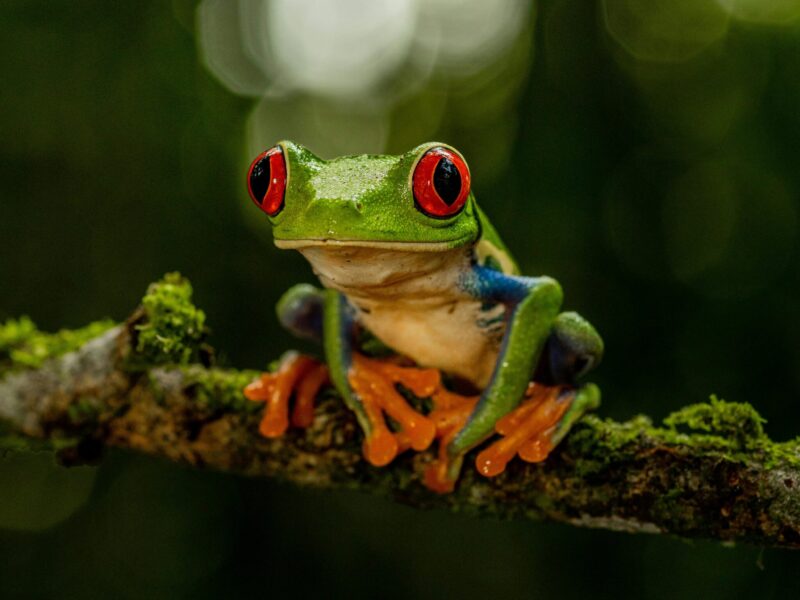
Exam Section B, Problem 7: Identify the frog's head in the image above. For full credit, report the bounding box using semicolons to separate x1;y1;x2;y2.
246;141;480;251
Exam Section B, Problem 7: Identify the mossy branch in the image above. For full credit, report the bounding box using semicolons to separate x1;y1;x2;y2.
1;274;799;549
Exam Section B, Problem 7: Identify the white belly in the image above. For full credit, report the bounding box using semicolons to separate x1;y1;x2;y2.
298;244;504;388
357;298;501;387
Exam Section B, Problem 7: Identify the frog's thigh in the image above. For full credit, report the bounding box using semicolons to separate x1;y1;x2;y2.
451;271;563;454
276;284;325;343
535;311;604;386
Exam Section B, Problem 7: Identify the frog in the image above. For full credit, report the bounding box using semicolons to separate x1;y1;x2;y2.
243;141;603;493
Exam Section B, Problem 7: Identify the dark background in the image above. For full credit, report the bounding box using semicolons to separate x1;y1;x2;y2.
2;0;800;597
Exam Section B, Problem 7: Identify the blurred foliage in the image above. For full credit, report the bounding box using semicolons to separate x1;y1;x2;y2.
2;0;800;597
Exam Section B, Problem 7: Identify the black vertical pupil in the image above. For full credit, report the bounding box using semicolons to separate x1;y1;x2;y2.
433;157;462;205
250;155;271;202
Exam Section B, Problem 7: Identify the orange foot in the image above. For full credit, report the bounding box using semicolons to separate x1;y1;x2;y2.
423;387;479;494
422;383;574;493
244;352;330;437
475;384;572;478
347;353;440;467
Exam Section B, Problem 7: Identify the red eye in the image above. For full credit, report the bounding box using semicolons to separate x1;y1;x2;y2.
412;147;471;218
247;146;287;217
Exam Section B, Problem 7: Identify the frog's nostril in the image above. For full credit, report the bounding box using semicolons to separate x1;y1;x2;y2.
308;198;364;216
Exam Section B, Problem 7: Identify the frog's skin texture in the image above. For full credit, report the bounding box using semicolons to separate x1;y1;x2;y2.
244;141;603;493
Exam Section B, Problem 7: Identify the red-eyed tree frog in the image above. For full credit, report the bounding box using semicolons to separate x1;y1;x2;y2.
243;141;603;493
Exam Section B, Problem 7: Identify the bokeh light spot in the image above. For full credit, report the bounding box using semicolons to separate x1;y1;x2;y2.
623;38;768;148
246;96;389;161
270;0;417;99
93;460;237;590
415;0;532;76
603;0;730;63
197;0;271;96
666;162;797;298
0;453;96;531
198;0;534;164
716;0;800;24
602;149;675;281
662;162;738;280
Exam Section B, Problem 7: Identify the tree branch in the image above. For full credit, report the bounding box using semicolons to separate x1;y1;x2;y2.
1;275;798;549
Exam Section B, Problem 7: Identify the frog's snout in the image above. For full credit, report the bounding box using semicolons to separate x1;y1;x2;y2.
306;198;364;221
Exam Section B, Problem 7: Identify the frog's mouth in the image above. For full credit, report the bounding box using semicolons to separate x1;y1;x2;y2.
274;238;465;252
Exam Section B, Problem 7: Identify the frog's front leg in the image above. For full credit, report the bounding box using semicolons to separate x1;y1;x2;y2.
246;285;438;462
244;285;331;435
425;267;599;493
323;290;439;466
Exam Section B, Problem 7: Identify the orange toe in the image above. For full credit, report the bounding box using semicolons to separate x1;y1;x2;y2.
348;353;440;465
517;425;557;463
423;459;457;494
475;385;572;478
244;353;329;438
291;363;330;428
422;387;478;494
363;428;399;467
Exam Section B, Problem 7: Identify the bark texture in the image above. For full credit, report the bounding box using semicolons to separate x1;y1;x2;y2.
1;276;798;549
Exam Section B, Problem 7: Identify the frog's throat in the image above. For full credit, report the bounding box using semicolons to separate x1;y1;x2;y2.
274;238;470;252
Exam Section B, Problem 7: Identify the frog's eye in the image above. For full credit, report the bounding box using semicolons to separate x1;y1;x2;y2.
412;147;471;218
247;146;287;217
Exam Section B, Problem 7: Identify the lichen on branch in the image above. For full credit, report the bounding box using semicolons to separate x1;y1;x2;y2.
0;273;799;549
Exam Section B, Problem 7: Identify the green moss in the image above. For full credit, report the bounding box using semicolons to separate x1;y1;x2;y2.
567;396;800;475
181;366;262;414
1;273;208;374
567;415;665;476
5;272;798;483
0;316;115;373
758;438;800;469
132;272;208;367
663;395;766;446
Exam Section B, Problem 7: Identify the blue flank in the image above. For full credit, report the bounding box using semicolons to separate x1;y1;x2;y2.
458;265;542;304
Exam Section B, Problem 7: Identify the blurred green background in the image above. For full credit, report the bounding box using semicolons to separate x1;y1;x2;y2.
2;0;800;597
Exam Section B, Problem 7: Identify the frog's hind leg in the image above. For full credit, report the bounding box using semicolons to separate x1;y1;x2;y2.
276;283;325;343
474;310;603;477
424;269;565;492
424;268;604;492
535;311;604;386
475;382;600;476
244;285;330;436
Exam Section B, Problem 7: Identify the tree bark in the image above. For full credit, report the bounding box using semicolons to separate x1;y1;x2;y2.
1;278;798;550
